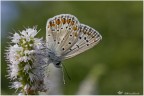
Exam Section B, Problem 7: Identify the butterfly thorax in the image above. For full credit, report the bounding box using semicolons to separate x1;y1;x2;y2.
48;51;62;68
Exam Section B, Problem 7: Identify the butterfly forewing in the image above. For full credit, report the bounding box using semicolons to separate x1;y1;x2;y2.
46;14;80;56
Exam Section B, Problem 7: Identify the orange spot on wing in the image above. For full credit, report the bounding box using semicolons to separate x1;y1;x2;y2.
62;18;66;24
67;19;71;24
87;31;91;35
71;21;75;25
49;21;52;27
73;26;77;31
49;21;55;27
52;23;55;26
56;19;60;25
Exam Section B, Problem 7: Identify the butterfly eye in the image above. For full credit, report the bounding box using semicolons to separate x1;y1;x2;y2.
56;61;61;66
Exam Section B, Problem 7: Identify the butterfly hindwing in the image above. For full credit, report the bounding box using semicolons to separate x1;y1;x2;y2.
63;24;102;59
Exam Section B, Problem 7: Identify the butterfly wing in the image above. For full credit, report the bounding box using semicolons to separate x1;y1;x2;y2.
63;24;102;59
46;14;80;56
46;14;102;60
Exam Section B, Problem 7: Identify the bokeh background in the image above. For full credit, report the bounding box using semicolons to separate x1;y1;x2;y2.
1;1;143;95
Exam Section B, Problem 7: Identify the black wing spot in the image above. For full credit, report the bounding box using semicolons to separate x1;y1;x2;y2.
87;44;89;46
54;40;56;42
69;42;71;44
84;37;86;40
70;34;72;37
48;34;51;36
86;40;89;42
76;45;79;48
79;37;82;39
58;42;60;44
97;34;100;38
62;48;65;50
89;28;92;32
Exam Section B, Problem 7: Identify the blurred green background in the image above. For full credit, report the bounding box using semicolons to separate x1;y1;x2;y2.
1;1;143;95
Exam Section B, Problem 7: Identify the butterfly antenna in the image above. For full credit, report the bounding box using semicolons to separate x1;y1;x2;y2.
62;63;71;81
61;65;66;84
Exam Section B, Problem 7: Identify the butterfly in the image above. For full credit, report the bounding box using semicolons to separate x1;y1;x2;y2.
46;14;102;68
